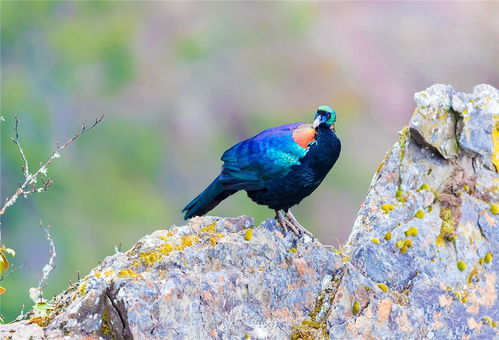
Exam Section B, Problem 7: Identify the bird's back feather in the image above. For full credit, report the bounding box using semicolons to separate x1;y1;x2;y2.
220;123;312;188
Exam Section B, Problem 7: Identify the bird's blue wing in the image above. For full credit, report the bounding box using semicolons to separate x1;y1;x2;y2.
219;123;311;190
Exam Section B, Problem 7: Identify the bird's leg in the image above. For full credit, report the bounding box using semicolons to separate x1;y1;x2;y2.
275;209;299;235
285;210;313;237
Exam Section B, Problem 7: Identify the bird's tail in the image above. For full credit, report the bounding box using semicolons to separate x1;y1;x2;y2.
182;175;236;219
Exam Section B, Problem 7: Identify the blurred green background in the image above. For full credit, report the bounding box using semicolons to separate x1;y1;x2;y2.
1;2;498;321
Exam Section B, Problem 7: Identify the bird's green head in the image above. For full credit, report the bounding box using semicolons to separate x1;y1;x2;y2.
313;105;337;129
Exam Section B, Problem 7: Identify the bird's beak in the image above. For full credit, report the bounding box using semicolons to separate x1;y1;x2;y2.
313;116;321;129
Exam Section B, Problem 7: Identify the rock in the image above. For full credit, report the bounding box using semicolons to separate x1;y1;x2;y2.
410;84;459;159
1;84;498;340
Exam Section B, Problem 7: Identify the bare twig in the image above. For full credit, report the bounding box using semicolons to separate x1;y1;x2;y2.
0;263;25;281
0;114;104;218
29;222;57;303
11;117;30;179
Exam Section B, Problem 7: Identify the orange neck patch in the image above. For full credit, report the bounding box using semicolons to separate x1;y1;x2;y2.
292;124;317;149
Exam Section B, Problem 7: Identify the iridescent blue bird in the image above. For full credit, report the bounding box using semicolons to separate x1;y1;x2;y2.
182;106;341;236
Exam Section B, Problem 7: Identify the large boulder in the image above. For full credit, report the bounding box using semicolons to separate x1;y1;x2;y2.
1;84;498;340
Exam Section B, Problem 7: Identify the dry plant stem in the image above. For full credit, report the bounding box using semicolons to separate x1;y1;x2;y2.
12;117;30;179
0;263;24;281
31;222;56;302
0;114;105;222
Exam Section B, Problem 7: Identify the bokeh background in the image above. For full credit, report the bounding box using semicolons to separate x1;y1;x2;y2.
1;2;498;321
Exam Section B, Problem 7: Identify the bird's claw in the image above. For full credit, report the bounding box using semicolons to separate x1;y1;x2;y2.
275;210;313;237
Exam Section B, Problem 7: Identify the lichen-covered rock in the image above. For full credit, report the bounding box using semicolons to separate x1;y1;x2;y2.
410;84;460;159
1;217;342;340
344;84;498;339
1;84;498;340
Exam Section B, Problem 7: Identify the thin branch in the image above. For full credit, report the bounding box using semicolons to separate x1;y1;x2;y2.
29;222;57;303
11;116;30;179
0;114;104;217
0;262;25;281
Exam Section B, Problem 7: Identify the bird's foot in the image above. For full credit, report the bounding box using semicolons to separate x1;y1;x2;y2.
285;210;313;237
275;210;313;237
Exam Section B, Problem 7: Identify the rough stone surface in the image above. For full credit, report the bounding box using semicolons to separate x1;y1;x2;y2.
1;84;498;340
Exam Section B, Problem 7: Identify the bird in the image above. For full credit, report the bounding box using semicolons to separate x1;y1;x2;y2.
182;105;341;236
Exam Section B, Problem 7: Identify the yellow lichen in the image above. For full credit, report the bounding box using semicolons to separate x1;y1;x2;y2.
209;232;224;246
484;252;493;264
302;320;323;329
94;271;101;278
181;235;199;248
377;283;389;292
139;250;162;265
396;187;406;202
398;126;410;159
160;243;174;255
201;221;217;233
103;269;115;277
78;283;88;295
352;300;360;315
371;238;380;245
288;248;297;253
467;266;479;284
457;261;467;271
418;184;431;191
437;208;457;245
101;308;112;335
244;228;253;241
118;269;140;278
492;115;499;172
384;232;392;241
441;208;452;220
396;239;412;253
463;185;469;192
404;227;419;237
490;203;499;215
414;209;425;218
381;204;395;214
28;316;50;327
376;160;385;174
